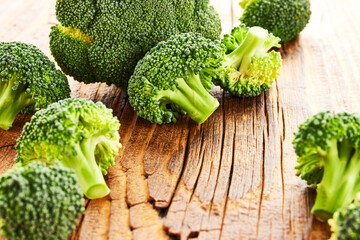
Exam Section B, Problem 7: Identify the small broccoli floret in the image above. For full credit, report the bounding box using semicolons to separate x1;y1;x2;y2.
293;111;360;221
0;42;70;130
128;33;222;124
239;0;311;43
0;161;84;240
16;98;121;199
50;0;221;90
214;25;282;97
328;193;360;240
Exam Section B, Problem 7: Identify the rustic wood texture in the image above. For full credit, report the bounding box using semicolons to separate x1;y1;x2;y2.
0;0;359;239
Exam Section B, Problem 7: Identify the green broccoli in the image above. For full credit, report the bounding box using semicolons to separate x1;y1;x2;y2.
239;0;311;43
128;33;222;124
49;0;221;90
215;25;282;97
0;41;70;130
293;111;360;221
0;161;84;240
328;193;360;240
16;98;121;199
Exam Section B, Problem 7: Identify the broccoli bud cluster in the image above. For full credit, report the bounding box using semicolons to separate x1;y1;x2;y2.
49;0;222;90
240;0;311;43
0;162;84;240
0;42;70;130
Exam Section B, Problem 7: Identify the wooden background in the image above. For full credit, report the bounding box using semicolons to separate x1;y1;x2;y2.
1;0;359;239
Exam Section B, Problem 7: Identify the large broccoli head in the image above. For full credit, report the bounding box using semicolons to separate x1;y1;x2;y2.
128;33;223;124
49;0;222;90
16;98;121;199
0;42;70;130
293;111;360;220
328;193;360;240
0;161;84;240
239;0;311;43
215;25;282;97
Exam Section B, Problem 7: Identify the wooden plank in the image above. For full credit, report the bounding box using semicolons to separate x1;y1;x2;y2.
1;0;360;239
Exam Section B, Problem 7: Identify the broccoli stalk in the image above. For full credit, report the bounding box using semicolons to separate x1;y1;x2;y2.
158;74;219;124
293;111;360;220
222;26;267;75
215;25;282;97
60;137;112;198
311;140;360;220
239;0;253;8
16;98;121;199
0;78;35;130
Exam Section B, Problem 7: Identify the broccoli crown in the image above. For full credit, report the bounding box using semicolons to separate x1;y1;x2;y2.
329;194;360;240
16;98;121;199
239;0;311;43
293;111;360;220
214;25;282;97
0;161;84;240
0;41;70;130
128;33;223;124
50;0;222;90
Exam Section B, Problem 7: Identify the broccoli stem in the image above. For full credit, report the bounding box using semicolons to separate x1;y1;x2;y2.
160;74;219;124
0;78;35;130
62;135;110;199
223;27;268;73
239;0;256;9
312;139;360;220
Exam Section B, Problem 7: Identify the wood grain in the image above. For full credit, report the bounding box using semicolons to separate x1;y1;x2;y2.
1;0;360;239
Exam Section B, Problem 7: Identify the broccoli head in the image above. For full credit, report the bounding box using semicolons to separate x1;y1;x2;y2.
214;25;282;97
49;0;222;90
0;161;84;240
16;98;121;199
293;111;360;220
0;41;70;130
128;33;223;124
239;0;311;43
328;193;360;240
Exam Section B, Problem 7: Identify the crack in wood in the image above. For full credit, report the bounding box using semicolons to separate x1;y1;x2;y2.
161;122;191;210
188;126;206;200
70;199;92;239
0;144;15;149
218;113;236;240
180;127;206;238
280;136;285;218
256;130;266;238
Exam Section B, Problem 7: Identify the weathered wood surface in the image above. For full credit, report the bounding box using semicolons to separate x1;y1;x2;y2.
0;0;359;239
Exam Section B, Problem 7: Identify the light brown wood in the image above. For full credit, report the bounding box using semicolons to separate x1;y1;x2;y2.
1;0;359;239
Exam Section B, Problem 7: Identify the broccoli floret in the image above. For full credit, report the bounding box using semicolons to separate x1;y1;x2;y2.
239;0;311;43
0;161;84;240
128;33;222;124
293;111;360;221
328;193;360;240
214;25;282;97
128;27;282;124
49;0;222;90
0;42;70;130
15;98;121;199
